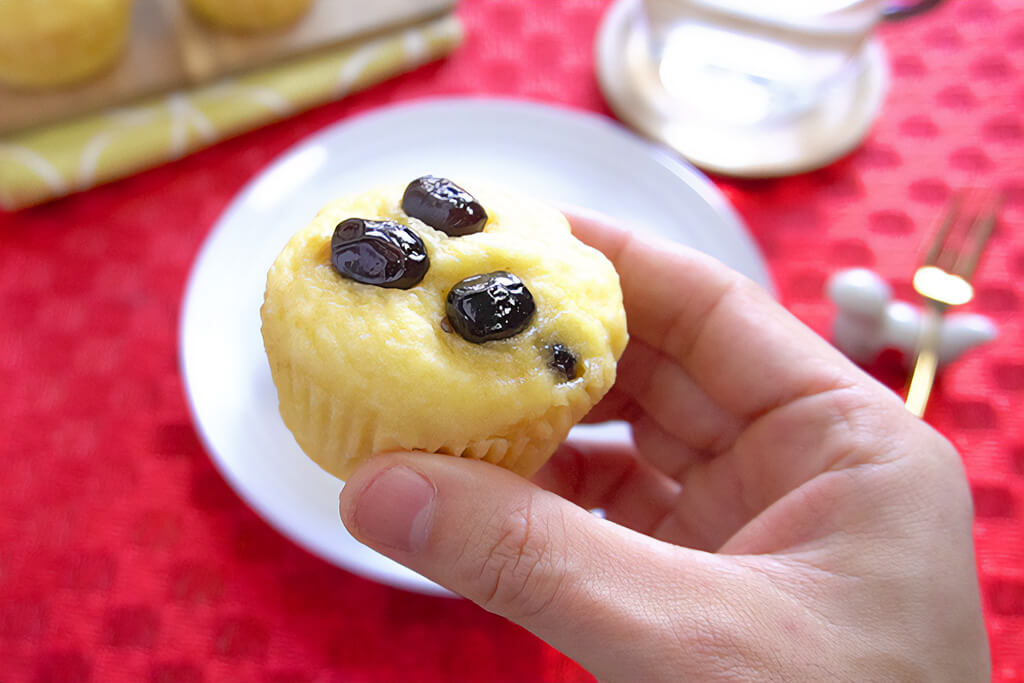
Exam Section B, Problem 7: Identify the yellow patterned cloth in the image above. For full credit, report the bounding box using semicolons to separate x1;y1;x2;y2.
0;14;462;211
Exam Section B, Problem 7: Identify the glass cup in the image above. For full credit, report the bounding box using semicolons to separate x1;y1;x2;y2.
643;0;944;126
596;0;944;175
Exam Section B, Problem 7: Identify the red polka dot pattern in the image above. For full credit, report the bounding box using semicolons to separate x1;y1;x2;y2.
0;1;1022;681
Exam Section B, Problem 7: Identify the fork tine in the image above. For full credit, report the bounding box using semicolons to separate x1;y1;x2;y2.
924;192;963;268
906;188;998;418
953;192;1002;282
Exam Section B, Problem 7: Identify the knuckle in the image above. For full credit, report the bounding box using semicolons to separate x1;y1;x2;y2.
472;494;564;621
919;430;976;520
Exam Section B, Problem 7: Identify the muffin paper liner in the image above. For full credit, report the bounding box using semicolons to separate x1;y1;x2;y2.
269;353;597;481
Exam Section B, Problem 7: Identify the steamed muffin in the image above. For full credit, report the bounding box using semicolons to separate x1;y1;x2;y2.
260;177;628;480
186;0;313;32
0;0;132;89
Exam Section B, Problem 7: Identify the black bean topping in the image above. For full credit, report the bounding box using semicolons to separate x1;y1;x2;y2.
445;271;535;343
546;343;579;382
330;218;429;289
402;176;488;236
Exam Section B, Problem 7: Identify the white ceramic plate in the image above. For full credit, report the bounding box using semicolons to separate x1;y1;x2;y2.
180;98;773;597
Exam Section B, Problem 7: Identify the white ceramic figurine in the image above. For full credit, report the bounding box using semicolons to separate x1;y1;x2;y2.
827;268;997;366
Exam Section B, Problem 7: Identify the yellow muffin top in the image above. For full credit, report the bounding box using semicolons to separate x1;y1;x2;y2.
261;180;627;452
0;0;131;88
187;0;313;32
0;0;128;36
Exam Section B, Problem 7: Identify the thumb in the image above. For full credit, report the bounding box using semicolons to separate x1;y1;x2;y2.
338;452;746;681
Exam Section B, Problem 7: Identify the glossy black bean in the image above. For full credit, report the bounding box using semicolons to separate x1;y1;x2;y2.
445;271;535;343
546;343;579;382
330;218;429;289
402;176;488;236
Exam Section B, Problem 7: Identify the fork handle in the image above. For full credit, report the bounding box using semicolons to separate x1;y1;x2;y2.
883;0;945;21
905;305;945;417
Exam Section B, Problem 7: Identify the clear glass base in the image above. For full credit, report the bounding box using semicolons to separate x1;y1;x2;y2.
596;0;890;177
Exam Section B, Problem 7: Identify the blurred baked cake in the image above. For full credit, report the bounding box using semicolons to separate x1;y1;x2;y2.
186;0;314;32
0;0;132;89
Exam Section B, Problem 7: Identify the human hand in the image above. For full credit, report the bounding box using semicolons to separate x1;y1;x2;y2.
338;211;990;682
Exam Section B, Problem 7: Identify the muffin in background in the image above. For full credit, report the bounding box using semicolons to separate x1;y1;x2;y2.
187;0;314;32
0;0;132;89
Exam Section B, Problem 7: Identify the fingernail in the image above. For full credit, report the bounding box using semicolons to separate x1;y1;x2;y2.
352;465;435;553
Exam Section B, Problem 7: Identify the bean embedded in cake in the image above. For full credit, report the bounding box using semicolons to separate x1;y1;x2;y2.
330;218;430;289
402;176;489;236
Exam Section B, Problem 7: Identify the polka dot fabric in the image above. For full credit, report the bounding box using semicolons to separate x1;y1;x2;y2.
0;0;1021;681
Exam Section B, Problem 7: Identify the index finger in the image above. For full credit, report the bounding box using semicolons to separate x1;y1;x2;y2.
565;209;882;419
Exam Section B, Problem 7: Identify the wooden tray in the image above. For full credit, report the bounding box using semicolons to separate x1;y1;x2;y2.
0;0;456;135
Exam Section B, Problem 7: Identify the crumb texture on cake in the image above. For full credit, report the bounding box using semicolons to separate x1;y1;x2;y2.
261;180;627;478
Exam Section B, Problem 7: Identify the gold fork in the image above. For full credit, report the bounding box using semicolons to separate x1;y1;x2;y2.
905;191;1001;417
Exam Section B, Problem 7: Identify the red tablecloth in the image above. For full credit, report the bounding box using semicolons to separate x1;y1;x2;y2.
2;1;1022;681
